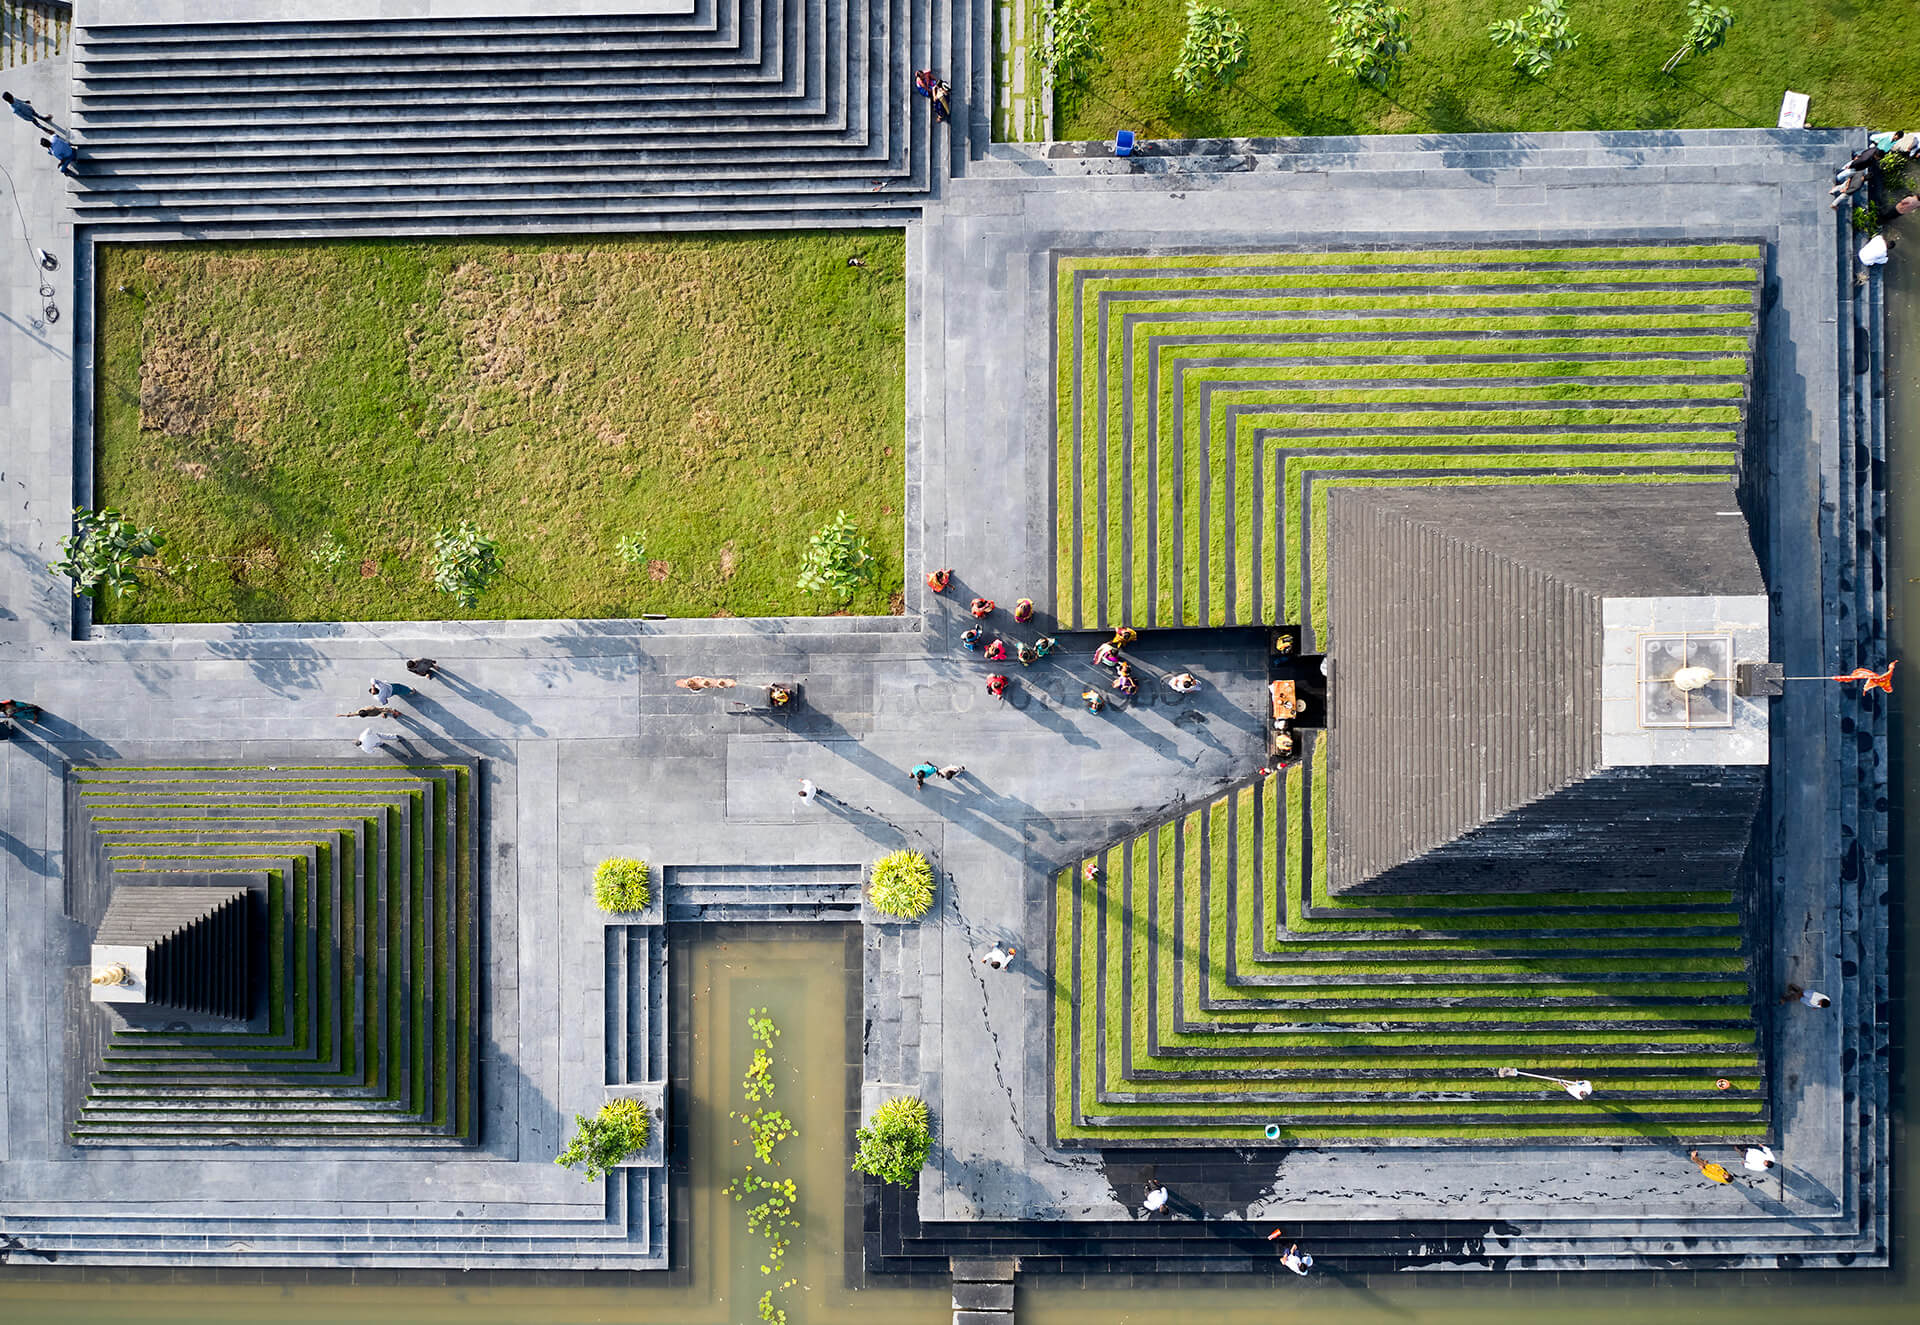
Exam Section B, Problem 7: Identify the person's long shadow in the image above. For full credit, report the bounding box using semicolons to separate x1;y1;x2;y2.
813;788;911;851
800;708;1033;858
407;669;543;737
0;828;53;874
6;714;120;768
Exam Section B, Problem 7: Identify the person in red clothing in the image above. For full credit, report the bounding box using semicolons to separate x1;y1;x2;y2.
986;674;1010;699
984;638;1008;661
926;568;952;593
969;597;995;618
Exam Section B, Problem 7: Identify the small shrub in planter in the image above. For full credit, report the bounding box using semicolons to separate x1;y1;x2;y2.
867;850;935;920
555;1097;651;1182
593;857;652;913
852;1095;932;1188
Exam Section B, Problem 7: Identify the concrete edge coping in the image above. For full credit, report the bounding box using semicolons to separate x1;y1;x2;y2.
83;612;923;645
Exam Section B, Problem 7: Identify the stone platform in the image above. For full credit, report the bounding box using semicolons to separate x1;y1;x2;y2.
0;12;1891;1278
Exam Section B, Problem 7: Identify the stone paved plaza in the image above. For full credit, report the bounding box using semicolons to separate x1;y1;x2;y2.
0;0;1893;1287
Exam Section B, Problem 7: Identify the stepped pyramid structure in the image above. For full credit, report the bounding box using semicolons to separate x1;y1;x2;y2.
1048;239;1779;1145
91;882;253;1021
69;763;480;1147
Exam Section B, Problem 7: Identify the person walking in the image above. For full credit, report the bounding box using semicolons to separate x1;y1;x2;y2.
1082;689;1105;713
1689;1150;1734;1184
913;68;939;98
961;627;984;651
1110;626;1139;649
0;699;42;722
1278;1243;1313;1276
937;764;965;780
925;568;952;594
39;135;76;176
797;779;817;805
405;658;439;679
1013;598;1034;623
339;705;403;719
931;80;952;125
1166;671;1201;693
1034;635;1057;658
1743;1144;1777;1172
1143;1181;1170;1214
969;597;995;618
1112;662;1138;696
1093;641;1121;669
369;678;411;705
986;674;1009;699
4;91;54;130
1781;983;1832;1009
981;944;1016;970
355;728;400;755
909;761;938;789
984;638;1008;662
1016;642;1038;667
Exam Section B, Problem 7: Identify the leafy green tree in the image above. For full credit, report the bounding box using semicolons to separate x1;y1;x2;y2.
47;507;165;599
1172;2;1249;100
1037;0;1102;88
795;509;876;603
554;1097;651;1182
1663;0;1733;73
429;521;502;609
1326;0;1411;90
852;1096;932;1188
1488;0;1580;77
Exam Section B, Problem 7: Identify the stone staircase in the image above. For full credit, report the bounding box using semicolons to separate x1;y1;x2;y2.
67;0;994;236
664;861;864;921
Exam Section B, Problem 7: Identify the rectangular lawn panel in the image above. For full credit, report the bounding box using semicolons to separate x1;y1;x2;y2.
94;232;908;623
1052;1;1910;142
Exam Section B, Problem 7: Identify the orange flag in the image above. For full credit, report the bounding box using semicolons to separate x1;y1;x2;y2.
1832;661;1897;693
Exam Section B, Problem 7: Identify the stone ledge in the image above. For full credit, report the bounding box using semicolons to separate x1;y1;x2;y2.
603;1082;667;1170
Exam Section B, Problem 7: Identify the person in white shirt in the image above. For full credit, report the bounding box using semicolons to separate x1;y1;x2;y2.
1744;1145;1776;1172
356;728;398;755
1279;1244;1313;1276
1143;1181;1170;1213
797;779;817;804
1564;1079;1593;1100
981;945;1016;971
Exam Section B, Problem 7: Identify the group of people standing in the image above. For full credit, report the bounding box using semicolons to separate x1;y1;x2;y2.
1829;132;1920;267
927;568;1201;708
345;658;439;753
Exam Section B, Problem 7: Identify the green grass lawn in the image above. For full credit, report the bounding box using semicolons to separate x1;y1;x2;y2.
93;231;907;623
1056;0;1904;140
